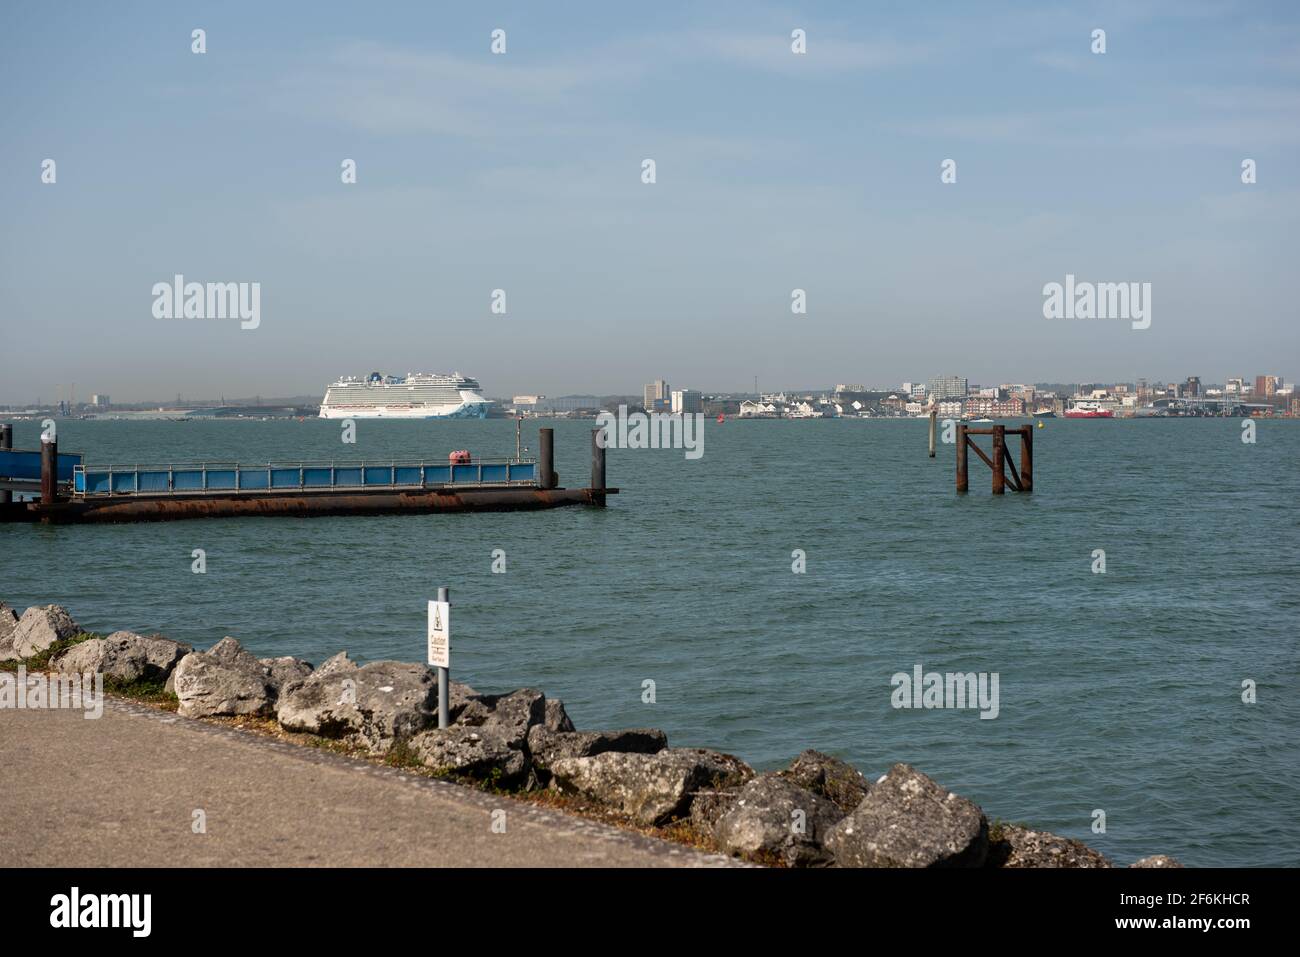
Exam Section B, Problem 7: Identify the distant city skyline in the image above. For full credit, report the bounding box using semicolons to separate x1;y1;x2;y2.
3;2;1298;404
5;368;1292;409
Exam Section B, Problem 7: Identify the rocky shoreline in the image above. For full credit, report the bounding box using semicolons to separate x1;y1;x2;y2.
1;602;1183;868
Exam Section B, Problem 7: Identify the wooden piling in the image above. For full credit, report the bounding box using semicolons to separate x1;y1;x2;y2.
40;436;58;505
1020;424;1033;493
991;426;1006;495
538;428;556;490
0;424;11;504
928;409;937;458
956;423;968;493
590;428;606;507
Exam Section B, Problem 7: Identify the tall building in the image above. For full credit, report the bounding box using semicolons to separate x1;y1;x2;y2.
1254;375;1278;398
1184;376;1201;397
644;379;670;410
929;376;968;401
671;389;703;414
91;394;110;409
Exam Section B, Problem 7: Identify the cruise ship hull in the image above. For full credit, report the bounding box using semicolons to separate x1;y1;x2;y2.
318;402;488;420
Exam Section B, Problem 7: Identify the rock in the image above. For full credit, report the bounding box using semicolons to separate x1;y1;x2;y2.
259;656;314;696
314;650;356;678
715;773;844;867
528;726;667;773
690;788;740;834
1131;855;1183;868
0;603;21;662
50;631;192;683
456;688;546;748
0;602;18;640
276;659;437;753
410;726;528;787
7;605;79;660
779;749;871;813
550;747;754;826
446;681;479;721
986;824;1112;868
173;637;277;718
544;698;576;732
824;763;988;868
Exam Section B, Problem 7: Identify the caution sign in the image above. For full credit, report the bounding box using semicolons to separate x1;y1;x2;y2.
427;599;450;669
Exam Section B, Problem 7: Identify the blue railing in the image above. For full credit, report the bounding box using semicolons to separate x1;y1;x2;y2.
72;458;537;497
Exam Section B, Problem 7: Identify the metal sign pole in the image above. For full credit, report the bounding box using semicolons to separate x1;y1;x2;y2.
437;586;450;729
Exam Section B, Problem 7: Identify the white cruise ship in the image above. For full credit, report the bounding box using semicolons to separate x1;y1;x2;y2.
319;372;491;419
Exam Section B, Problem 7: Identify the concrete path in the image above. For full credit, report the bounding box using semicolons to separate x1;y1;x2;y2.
0;695;737;867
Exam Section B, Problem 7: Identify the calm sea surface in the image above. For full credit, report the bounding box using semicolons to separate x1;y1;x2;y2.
2;416;1297;866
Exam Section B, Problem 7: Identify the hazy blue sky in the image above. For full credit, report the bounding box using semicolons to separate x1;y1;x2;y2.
2;1;1297;402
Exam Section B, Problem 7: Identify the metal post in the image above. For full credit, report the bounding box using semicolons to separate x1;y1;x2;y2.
956;424;968;493
1020;425;1033;493
538;428;556;489
992;425;1006;495
0;424;11;504
928;409;937;458
515;416;521;460
591;428;606;507
437;585;450;730
41;435;58;505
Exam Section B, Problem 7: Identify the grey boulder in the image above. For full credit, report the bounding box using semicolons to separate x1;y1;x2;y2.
550;747;754;825
0;602;18;640
0;603;21;661
715;773;844;867
780;749;871;813
6;605;79;660
50;631;191;683
410;726;528;787
544;697;576;732
455;688;546;748
259;656;314;696
276;657;438;753
824;763;988;868
172;637;277;718
1131;855;1183;868
528;726;667;774
689;788;741;834
987;824;1112;868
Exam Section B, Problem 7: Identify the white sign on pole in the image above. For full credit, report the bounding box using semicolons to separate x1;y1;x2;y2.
427;599;450;668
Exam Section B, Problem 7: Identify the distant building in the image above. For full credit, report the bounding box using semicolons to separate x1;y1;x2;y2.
910;383;928;400
929;376;968;401
964;396;1024;417
937;400;963;418
835;383;866;394
91;394;110;409
1225;378;1245;395
543;395;601;413
1254;375;1278;398
671;389;703;414
644;379;671;409
1184;376;1201;397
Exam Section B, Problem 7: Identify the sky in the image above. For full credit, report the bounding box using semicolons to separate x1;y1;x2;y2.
1;0;1298;403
